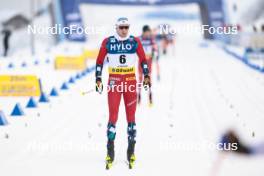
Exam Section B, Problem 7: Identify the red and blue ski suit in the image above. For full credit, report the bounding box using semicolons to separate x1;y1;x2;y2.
96;35;149;125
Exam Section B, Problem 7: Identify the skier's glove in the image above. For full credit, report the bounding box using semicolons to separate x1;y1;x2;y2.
143;75;151;90
95;64;103;94
95;77;103;94
141;62;149;76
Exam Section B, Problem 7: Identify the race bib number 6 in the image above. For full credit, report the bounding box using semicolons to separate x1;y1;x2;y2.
119;55;126;64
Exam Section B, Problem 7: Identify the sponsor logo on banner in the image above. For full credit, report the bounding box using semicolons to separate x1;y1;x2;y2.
83;49;99;59
0;75;41;96
55;55;86;70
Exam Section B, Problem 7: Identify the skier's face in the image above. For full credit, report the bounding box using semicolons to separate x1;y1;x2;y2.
143;30;151;38
117;25;129;38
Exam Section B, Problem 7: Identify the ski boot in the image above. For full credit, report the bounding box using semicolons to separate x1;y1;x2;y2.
163;49;167;55
106;140;114;170
106;123;116;170
127;140;136;169
127;123;136;169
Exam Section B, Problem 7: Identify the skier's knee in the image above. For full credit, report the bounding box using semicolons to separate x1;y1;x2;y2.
127;122;136;142
107;123;116;141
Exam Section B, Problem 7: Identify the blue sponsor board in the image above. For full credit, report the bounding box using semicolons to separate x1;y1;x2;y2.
56;0;226;41
59;0;86;41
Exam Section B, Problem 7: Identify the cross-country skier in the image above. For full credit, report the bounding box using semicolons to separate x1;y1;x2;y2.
2;28;12;57
155;24;175;55
137;25;158;106
95;17;150;169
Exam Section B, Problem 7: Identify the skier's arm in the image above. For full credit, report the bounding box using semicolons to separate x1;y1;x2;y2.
151;38;159;60
135;37;151;88
135;37;149;76
95;38;108;93
96;38;108;78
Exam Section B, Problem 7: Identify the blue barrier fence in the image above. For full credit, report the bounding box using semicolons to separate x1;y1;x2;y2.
222;46;264;73
0;60;96;125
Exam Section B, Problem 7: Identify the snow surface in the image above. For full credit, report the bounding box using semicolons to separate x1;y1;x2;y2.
0;4;264;176
1;38;264;176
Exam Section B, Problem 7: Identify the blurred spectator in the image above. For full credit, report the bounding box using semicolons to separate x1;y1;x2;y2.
220;130;264;155
2;28;12;57
261;24;264;32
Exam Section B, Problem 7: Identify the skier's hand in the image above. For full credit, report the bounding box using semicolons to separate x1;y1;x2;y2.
95;77;103;94
143;75;151;90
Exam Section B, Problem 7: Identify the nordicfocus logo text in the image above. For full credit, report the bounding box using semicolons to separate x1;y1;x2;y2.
27;24;105;35
102;82;147;93
159;24;238;35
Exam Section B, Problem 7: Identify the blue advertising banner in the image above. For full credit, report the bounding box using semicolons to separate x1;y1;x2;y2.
60;0;86;41
56;0;226;41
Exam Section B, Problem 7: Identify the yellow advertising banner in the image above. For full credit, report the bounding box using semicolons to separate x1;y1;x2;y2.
0;75;41;96
83;49;99;59
55;55;87;70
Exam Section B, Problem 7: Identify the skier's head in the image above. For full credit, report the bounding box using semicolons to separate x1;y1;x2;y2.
115;17;130;38
142;25;151;38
